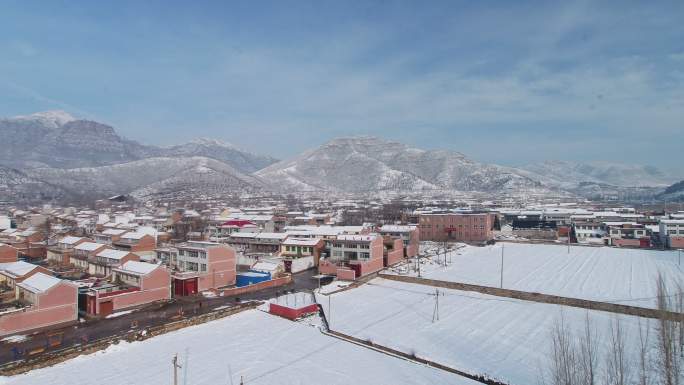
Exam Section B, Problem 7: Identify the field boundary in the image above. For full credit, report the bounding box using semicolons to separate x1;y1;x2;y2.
378;273;682;320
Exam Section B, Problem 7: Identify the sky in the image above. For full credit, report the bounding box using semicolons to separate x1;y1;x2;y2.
0;1;682;171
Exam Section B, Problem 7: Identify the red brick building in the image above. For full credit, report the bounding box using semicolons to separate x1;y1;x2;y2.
418;213;495;243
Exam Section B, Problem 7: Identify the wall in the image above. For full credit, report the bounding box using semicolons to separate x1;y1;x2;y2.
198;245;236;291
290;255;315;273
0;245;18;263
269;302;318;320
217;275;292;296
110;267;170;312
130;235;157;252
318;260;339;275
337;268;356;281
385;239;404;267
0;283;77;336
669;236;684;249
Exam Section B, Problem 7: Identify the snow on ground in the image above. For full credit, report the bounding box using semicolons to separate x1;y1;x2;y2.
104;309;134;319
317;280;353;294
393;242;684;308
0;309;474;385
0;335;28;344
319;278;652;385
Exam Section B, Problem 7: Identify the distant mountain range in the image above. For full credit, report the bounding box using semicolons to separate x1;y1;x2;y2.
255;136;543;193
0;111;276;172
0;111;679;203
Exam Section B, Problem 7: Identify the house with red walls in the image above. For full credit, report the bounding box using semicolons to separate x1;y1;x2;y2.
0;273;78;336
318;234;384;279
171;241;236;296
378;225;420;263
85;261;170;317
0;261;53;289
46;236;89;265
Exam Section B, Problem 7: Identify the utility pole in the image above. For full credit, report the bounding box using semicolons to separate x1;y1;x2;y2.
432;289;440;323
500;243;504;289
172;354;182;385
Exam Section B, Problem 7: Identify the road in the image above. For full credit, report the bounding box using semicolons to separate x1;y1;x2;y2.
0;269;323;366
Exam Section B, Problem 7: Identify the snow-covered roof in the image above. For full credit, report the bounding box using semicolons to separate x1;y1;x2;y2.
0;261;40;277
252;261;280;272
96;249;131;260
102;229;128;236
379;225;416;233
255;232;288;240
282;238;322;246
661;219;684;225
115;261;160;276
120;232;147;240
336;234;378;242
59;236;83;245
75;242;107;251
16;272;62;293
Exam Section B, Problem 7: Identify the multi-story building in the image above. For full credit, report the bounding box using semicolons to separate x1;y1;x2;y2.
418;213;494;243
171;241;236;295
606;223;650;247
319;234;384;279
85;261;170;316
573;221;607;244
660;219;684;248
280;238;325;273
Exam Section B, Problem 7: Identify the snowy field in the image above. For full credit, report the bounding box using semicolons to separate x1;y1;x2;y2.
0;309;473;385
392;242;684;308
319;278;653;385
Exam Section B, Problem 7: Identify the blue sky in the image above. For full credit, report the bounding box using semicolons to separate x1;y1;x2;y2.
1;1;682;170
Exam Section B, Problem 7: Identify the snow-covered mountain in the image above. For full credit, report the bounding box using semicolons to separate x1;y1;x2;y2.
519;160;675;188
658;180;684;201
24;157;266;202
255;136;543;193
0;111;277;173
163;138;277;173
0;166;71;203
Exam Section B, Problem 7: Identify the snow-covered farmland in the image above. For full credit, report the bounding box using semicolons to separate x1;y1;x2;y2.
0;309;473;385
398;242;684;308
319;278;653;385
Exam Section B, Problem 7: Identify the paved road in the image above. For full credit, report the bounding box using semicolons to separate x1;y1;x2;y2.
0;269;323;366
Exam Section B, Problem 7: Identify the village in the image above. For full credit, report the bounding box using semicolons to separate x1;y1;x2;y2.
0;195;682;384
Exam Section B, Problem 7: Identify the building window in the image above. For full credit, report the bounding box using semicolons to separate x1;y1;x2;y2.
200;263;207;272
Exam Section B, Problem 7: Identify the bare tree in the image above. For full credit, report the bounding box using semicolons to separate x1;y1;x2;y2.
579;312;599;385
547;313;580;385
605;317;630;385
655;273;682;385
637;318;652;385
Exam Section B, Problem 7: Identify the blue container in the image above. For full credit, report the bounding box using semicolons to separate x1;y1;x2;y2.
236;270;271;287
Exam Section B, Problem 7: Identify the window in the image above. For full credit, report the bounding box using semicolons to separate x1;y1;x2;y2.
200;263;207;272
359;252;370;259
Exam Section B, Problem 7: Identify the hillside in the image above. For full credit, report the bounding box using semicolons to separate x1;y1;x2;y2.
255;136;543;193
